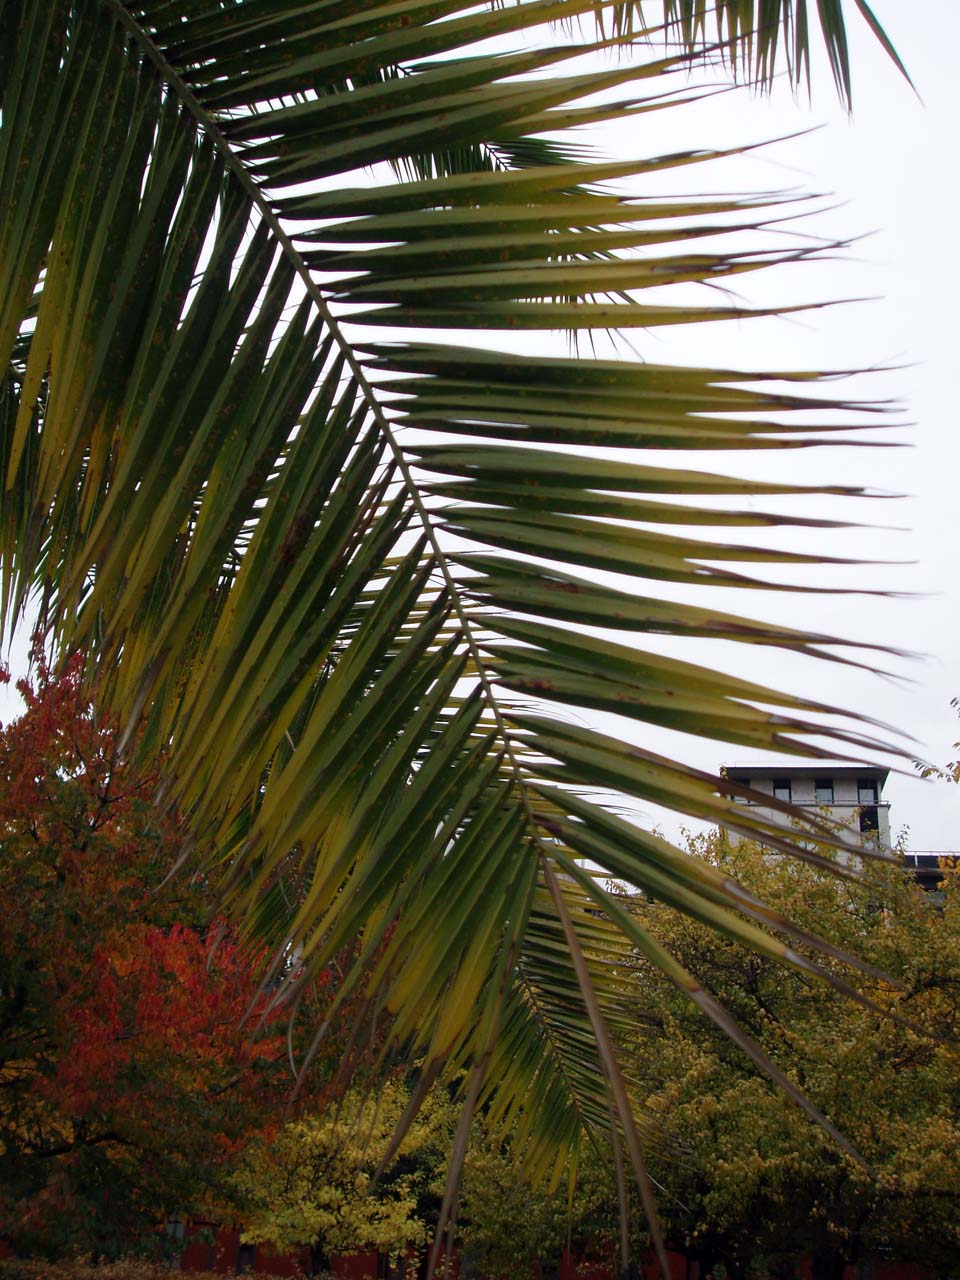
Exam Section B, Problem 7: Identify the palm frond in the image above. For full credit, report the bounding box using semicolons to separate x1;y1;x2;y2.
630;0;911;104
0;0;908;1246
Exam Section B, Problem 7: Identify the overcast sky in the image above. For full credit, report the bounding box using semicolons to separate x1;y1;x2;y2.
2;2;956;854
602;0;960;853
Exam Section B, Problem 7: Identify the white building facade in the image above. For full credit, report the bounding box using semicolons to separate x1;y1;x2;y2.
722;763;891;852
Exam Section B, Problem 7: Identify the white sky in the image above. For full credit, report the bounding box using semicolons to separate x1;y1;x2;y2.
602;0;960;852
2;2;957;853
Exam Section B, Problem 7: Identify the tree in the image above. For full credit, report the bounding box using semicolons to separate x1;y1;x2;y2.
231;1078;457;1272
0;656;291;1257
235;1079;622;1277
457;1121;620;1278
0;0;911;1252
630;832;960;1278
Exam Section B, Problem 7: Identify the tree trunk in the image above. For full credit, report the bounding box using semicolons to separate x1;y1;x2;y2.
309;1243;331;1277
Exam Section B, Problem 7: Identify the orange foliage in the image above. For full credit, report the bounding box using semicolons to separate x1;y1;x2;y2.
0;654;289;1256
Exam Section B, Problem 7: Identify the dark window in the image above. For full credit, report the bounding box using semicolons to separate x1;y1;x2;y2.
859;805;879;835
814;777;834;805
858;778;879;805
237;1244;256;1274
773;777;792;803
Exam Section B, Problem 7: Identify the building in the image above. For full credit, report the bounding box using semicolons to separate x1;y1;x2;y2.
902;851;959;892
721;762;891;852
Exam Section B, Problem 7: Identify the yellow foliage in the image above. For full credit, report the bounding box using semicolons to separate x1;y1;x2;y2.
231;1078;455;1261
628;828;960;1273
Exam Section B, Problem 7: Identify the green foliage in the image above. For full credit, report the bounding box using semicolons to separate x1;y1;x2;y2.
231;1079;457;1265
630;831;960;1277
458;1123;619;1276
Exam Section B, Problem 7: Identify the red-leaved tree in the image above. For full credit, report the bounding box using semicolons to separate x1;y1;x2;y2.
0;654;292;1258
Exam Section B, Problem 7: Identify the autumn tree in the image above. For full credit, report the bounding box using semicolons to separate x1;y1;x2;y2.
230;1078;458;1273
0;657;292;1258
629;832;960;1279
457;1121;620;1278
234;1079;621;1278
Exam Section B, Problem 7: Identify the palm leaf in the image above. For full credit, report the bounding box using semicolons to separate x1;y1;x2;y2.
636;0;911;104
0;0;908;1252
